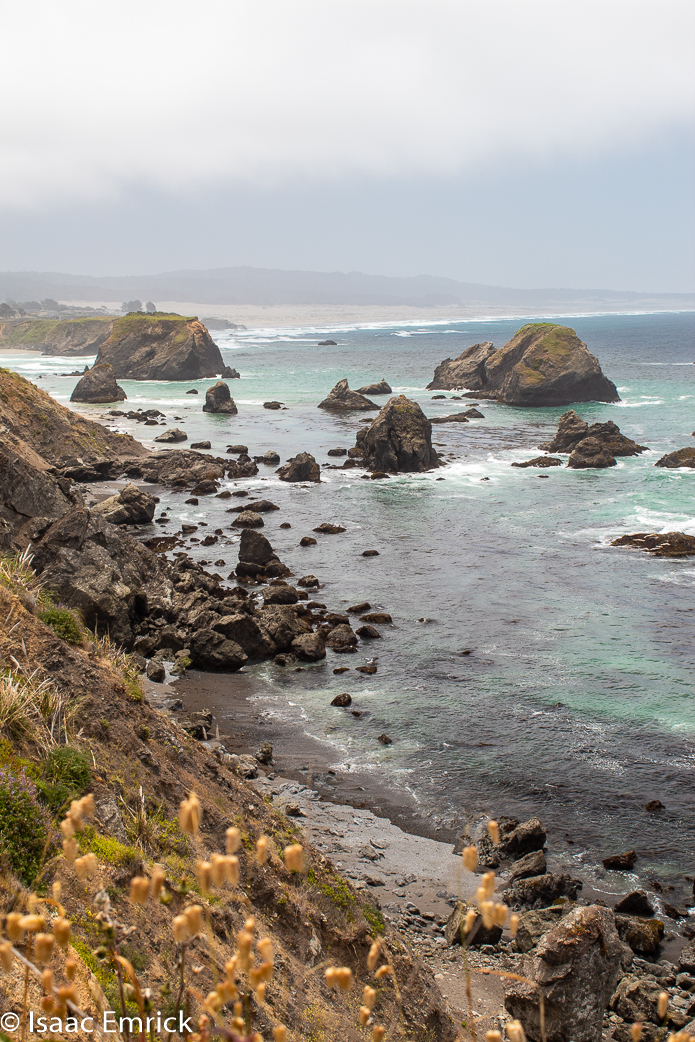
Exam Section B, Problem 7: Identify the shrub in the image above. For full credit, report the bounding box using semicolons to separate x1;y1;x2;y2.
0;766;52;884
38;605;83;645
36;746;91;812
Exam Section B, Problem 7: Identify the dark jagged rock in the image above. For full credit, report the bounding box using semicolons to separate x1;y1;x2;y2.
429;412;469;424
70;363;127;404
235;528;289;579
263;586;299;606
231;510;264;528
429;325;619;406
255;451;280;465
655;447;695;468
355;395;439;473
277;452;321;482
541;410;647;456
154;428;188;443
92;484;156;525
567;436;617;469
318;378;377;411
327;447;347;457
189;629;247;671
445;901;502;948
228;500;279;513
356;624;381;639
325;624;358;650
190;441;211;450
313;523;346;534
355;378;392;395
331;692;352;707
220;366;240;379
505;905;624;1042
0;445;80;549
95;314;225;380
611;531;695;557
504;872;582;910
291;632;326;661
511;906;568;953
603;850;637;870
203;381;237;414
511;456;563;469
263;401;283;410
614;890;655;917
508;849;547;882
317;339;336;346
498;816;546;859
427;342;496;391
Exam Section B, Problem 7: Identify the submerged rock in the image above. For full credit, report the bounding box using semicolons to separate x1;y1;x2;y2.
511;456;563;469
428;325;619;406
355;395;439;473
203;381;237;414
95;313;225;380
355;378;392;395
70;363;127;404
318;378;378;411
505;905;624;1042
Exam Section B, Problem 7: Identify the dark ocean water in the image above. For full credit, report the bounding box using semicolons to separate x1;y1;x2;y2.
10;309;695;894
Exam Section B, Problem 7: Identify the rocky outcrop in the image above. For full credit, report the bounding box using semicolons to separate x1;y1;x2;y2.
504;872;582;910
427;342;496;391
0;316;114;355
541;411;647;457
0;445;81;550
428;325;619;406
355;395;439;473
277;452;321;482
92;484;156;526
356;379;392;395
611;531;695;557
504;905;624;1042
511;456;563;468
95;314;225;380
0;368;146;467
655;447;695;468
235;529;289;579
567;437;618;469
202;381;237;414
220;366;240;379
70;363;127;404
318;379;377;411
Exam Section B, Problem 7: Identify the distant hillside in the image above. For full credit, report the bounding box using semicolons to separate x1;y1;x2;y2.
0;266;692;310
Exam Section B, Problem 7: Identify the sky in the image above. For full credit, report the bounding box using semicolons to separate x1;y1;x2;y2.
1;0;693;291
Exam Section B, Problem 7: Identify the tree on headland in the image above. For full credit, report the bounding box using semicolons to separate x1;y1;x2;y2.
121;300;143;313
0;303;18;319
145;301;156;312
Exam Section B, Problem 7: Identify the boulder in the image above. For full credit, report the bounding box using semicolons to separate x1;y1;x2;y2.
429;412;469;424
444;901;502;948
313;523;346;534
255;451;281;465
611;531;695;557
567;436;617;469
541;411;647;456
94;314;225;380
255;742;273;764
603;850;637;870
679;941;695;974
508;848;547;882
236;528;288;578
504;905;624;1042
318;340;336;346
512;906;567;953
504;872;582;910
511;456;563;469
228;500;279;513
0;445;80;549
614;890;655;917
317;378;378;411
325;624;358;650
356;379;392;395
70;363;127;404
190;441;211;449
291;632;326;661
92;484;156;526
154;429;188;443
263;586;299;605
655;447;695;469
277;452;321;482
331;692;352;707
227;444;248;454
263;401;283;410
231;511;264;528
611;975;676;1026
220;366;240;379
258;606;312;651
203;381;237;414
355;395;439;473
427;342;496;391
614;914;664;954
356;624;381;639
211;613;275;660
189;629;248;671
498;816;546;859
146;659;166;682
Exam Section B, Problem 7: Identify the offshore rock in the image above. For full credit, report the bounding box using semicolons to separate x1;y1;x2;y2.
203;381;237;414
541;411;647;459
92;484;156;526
511;456;563;469
95;313;225;380
235;528;289;579
429;325;619;406
355;378;392;395
429;412;469;424
277;452;321;482
355;395;439;473
504;905;624;1042
655;447;695;468
567;436;617;469
318;378;378;411
70;363;127;404
611;531;695;557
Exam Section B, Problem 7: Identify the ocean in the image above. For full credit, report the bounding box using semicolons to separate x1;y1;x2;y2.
7;308;695;896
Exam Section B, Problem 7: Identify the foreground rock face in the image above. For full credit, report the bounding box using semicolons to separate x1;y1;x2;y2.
92;484;156;525
504;905;624;1042
428;325;619;406
355;395;439;473
318;379;377;410
95;313;225;380
356;378;392;395
0;445;80;549
202;381;237;414
611;531;695;557
70;363;127;404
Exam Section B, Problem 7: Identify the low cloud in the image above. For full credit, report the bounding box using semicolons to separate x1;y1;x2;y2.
2;0;693;208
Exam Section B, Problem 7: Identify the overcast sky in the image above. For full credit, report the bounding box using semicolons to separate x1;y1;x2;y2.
1;0;693;290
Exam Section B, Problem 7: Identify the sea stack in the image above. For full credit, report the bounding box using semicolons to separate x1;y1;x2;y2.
202;381;237;414
94;313;225;380
318;378;378;410
70;363;127;404
427;324;619;406
355;395;439;473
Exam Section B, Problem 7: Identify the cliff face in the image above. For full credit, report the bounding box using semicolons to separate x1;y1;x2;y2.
0;367;146;466
0;317;114;355
94;313;225;380
428;324;619;406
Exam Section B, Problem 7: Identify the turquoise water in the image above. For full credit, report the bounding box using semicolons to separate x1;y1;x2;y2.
8;309;695;888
